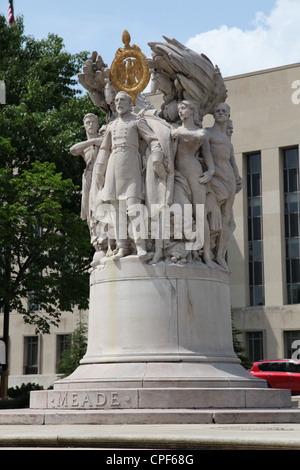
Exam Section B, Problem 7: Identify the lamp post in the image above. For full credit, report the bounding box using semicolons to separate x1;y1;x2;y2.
0;80;9;399
0;303;9;399
0;80;5;105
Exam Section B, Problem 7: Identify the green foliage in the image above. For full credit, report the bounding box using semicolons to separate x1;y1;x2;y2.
232;311;252;370
0;14;105;333
0;14;104;187
0;162;92;333
7;382;44;398
57;312;88;377
0;15;86;109
0;382;44;409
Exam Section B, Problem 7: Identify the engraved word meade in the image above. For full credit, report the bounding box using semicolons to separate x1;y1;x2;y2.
48;390;137;409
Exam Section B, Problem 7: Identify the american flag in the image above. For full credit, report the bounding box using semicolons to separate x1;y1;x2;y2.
8;0;15;25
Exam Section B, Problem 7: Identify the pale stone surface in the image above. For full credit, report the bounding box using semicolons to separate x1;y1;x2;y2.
147;37;227;122
70;113;107;250
46;389;138;409
70;113;104;226
30;387;291;411
75;36;238;270
49;256;268;407
52;361;263;391
69;258;238;367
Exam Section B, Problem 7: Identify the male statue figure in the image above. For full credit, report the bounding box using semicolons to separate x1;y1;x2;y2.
94;91;165;260
70;113;105;230
205;103;242;271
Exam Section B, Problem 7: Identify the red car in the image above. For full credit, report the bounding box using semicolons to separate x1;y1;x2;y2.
249;359;300;395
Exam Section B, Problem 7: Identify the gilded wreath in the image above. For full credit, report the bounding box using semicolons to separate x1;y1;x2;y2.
110;30;150;105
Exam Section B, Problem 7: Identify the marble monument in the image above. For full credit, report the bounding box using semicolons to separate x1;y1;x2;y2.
30;32;291;414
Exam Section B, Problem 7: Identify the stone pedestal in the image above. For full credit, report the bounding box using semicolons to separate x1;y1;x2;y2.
30;257;292;413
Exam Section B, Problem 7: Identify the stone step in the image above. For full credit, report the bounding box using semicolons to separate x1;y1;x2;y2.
1;407;300;425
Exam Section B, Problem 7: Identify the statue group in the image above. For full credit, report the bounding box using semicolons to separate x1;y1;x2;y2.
30;33;292;415
71;35;242;273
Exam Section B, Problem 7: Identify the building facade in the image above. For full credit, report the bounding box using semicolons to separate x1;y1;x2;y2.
0;306;81;388
218;63;300;363
1;62;299;388
149;62;300;363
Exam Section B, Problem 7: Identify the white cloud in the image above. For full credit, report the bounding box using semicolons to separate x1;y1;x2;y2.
185;0;300;77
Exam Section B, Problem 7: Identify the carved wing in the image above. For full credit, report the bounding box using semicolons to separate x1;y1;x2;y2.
147;37;227;122
78;51;117;122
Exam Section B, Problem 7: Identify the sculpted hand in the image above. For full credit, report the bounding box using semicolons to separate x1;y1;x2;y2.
199;170;213;184
153;161;167;179
236;176;243;193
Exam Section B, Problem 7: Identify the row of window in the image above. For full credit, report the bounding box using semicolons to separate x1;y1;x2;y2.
18;334;70;375
247;152;264;306
247;330;300;363
245;147;300;306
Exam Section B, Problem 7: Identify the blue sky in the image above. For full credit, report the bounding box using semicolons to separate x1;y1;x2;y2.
1;0;299;77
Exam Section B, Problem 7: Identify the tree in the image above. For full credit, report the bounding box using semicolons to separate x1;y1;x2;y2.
231;311;252;370
0;15;81;108
0;15;106;396
0;14;105;334
0;161;92;334
57;312;88;378
0;13;105;191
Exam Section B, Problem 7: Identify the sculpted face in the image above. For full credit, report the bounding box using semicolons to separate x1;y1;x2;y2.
226;120;233;138
214;103;230;122
84;115;99;137
115;93;131;116
177;103;193;122
163;100;179;122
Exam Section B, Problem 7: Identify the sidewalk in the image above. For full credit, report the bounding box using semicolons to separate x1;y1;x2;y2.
1;408;300;449
1;422;300;450
0;395;299;450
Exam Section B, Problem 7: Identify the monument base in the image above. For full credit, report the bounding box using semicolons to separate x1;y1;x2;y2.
30;258;292;414
30;386;291;412
46;360;267;390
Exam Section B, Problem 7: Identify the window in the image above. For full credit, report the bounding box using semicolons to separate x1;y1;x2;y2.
246;331;264;362
246;153;265;306
257;362;270;371
284;330;300;359
27;269;43;312
28;291;41;312
289;362;300;373
24;336;39;374
283;148;300;304
56;334;71;370
258;362;287;372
